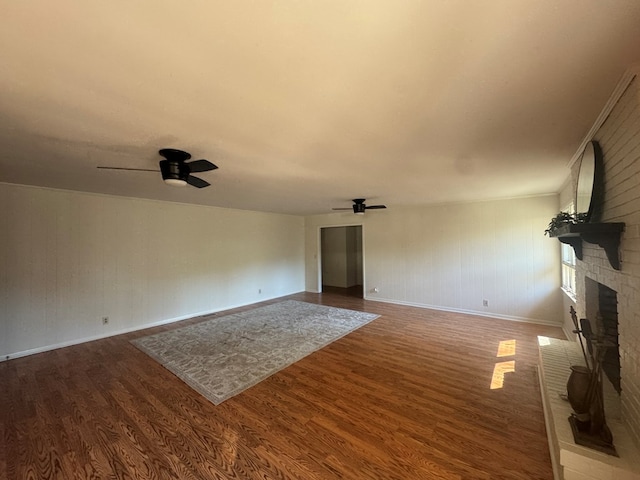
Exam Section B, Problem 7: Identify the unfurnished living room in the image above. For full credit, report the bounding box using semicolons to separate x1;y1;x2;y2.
2;2;640;479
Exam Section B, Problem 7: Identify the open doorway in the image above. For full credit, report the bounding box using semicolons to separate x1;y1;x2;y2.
320;225;363;298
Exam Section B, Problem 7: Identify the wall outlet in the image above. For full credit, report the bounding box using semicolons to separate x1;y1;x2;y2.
483;300;489;307
258;288;262;294
102;316;109;325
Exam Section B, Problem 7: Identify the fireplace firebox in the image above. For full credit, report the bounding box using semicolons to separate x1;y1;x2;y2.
585;277;620;395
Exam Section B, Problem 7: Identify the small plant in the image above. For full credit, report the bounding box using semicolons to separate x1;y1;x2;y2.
545;211;587;236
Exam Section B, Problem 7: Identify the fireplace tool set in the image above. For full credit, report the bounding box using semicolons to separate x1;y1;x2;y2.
565;306;617;455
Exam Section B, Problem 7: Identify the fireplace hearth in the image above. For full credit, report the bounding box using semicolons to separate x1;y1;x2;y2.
537;337;640;480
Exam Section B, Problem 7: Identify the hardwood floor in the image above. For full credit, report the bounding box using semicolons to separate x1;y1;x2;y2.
1;293;565;479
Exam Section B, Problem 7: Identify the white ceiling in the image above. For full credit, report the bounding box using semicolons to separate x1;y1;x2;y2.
1;1;640;215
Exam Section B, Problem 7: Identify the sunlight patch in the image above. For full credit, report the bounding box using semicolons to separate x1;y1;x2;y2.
496;339;516;357
490;361;515;389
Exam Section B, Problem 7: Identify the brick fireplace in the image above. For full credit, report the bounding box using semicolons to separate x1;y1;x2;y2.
539;69;640;479
572;73;640;451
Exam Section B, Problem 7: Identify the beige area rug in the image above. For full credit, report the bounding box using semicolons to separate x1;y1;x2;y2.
131;300;379;405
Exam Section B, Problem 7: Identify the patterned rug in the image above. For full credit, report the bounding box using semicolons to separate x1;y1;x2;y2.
131;300;379;405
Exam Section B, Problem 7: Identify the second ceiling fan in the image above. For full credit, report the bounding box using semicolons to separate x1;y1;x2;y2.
333;198;386;215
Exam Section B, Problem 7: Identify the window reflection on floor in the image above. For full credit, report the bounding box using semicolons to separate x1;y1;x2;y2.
491;340;516;389
496;339;516;357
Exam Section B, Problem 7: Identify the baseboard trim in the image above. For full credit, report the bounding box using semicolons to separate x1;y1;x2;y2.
1;292;305;362
365;296;562;327
2;316;194;362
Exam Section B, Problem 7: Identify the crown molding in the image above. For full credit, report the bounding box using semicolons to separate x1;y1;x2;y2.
568;64;640;169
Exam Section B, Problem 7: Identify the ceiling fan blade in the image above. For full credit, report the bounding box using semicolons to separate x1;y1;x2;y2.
187;159;218;173
97;166;159;172
365;205;387;209
186;175;210;188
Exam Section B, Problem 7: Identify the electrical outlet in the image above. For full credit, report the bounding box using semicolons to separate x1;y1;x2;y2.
483;300;489;307
258;288;262;294
102;316;109;325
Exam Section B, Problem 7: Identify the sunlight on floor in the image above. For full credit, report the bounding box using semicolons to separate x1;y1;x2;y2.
496;339;516;357
491;361;516;389
491;339;516;389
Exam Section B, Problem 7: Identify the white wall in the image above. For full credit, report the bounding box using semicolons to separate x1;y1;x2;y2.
0;183;305;359
306;195;563;325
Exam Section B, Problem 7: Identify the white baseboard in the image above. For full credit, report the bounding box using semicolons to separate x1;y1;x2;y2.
2;314;193;362
1;292;303;362
365;296;563;327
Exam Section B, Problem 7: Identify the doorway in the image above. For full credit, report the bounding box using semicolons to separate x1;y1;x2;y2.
320;225;363;298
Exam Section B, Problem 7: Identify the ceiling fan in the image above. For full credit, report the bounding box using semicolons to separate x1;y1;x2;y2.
332;198;387;215
97;148;218;188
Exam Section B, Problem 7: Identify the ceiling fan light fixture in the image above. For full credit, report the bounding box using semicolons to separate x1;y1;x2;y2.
163;178;187;187
159;158;188;186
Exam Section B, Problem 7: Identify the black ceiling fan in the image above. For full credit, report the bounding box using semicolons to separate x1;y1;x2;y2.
97;148;218;188
332;198;387;215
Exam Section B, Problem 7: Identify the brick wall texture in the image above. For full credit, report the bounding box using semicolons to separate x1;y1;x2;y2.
574;75;640;447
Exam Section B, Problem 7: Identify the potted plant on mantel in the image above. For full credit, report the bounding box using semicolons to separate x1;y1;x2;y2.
544;211;588;237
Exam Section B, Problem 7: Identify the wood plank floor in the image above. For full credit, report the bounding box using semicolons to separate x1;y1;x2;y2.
1;293;566;479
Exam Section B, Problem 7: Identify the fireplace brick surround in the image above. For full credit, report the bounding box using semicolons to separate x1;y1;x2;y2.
574;73;640;449
541;68;640;479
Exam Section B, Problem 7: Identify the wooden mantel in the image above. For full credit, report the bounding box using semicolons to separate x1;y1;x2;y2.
549;223;625;270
